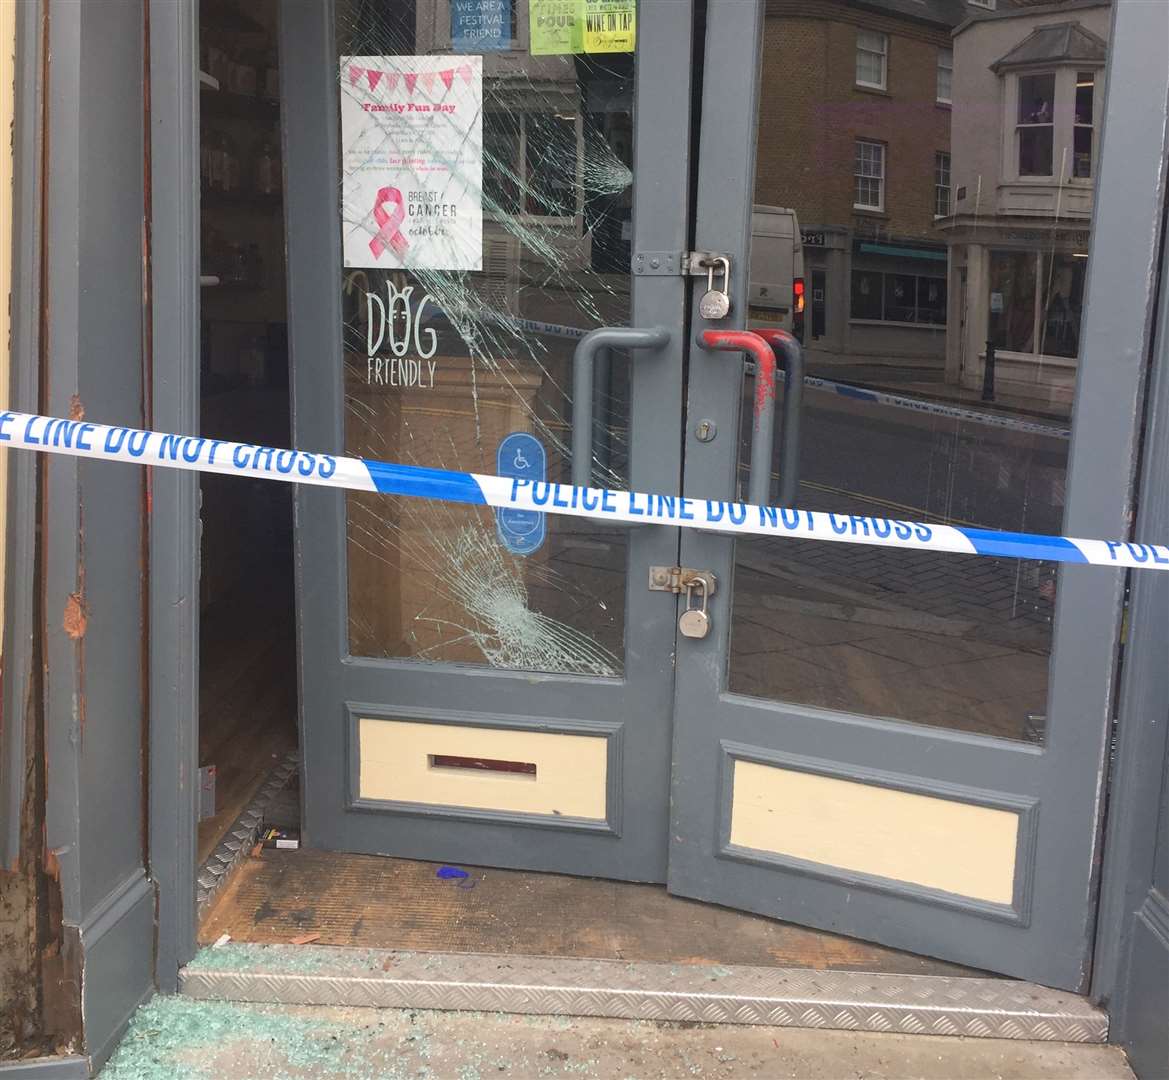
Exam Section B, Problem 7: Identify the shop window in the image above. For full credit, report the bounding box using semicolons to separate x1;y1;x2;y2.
937;48;952;105
850;269;946;325
988;252;1037;354
850;270;884;321
883;274;917;322
986;247;1084;357
916;276;947;325
1017;72;1055;177
1040;254;1087;358
935;151;951;217
854;139;884;211
856;30;887;91
1074;72;1094;179
989;249;1086;359
484;110;582;221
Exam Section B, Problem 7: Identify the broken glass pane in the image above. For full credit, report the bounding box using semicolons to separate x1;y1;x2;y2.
335;0;634;676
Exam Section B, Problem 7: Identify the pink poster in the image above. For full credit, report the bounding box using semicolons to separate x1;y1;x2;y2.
340;56;483;271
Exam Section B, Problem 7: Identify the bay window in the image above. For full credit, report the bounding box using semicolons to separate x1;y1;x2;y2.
988;250;1086;360
1074;72;1094;178
1017;72;1055;177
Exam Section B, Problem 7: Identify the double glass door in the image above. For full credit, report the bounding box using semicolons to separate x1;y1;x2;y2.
284;0;1127;989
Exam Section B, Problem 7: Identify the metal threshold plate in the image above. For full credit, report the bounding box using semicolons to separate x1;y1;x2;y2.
196;751;299;919
179;944;1107;1042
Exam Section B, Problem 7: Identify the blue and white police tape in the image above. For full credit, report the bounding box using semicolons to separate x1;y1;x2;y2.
2;409;1165;571
789;372;1070;440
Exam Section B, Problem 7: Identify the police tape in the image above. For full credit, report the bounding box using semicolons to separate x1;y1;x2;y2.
790;372;1070;440
3;409;1166;571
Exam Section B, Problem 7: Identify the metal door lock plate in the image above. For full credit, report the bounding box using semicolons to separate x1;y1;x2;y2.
648;566;717;596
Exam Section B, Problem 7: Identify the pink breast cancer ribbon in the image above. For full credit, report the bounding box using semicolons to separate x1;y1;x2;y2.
369;187;409;260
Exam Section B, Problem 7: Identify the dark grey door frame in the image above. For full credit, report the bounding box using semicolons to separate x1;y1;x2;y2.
1;0;44;872
1093;220;1169;1074
667;0;1169;991
1089;8;1169;1066
147;0;202;993
37;0;156;1066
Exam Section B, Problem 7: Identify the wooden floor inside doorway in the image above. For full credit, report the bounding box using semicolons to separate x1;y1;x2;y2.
198;848;984;977
197;557;298;865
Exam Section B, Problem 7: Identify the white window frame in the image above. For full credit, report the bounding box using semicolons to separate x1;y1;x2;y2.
854;139;885;211
1072;70;1096;180
934;151;951;217
855;29;888;91
968;0;995;9
937;48;953;105
1014;70;1056;179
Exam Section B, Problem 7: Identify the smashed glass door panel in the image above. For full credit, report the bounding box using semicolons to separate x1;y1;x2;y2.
335;0;635;675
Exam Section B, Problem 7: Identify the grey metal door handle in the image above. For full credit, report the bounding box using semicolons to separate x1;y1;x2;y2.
572;327;670;489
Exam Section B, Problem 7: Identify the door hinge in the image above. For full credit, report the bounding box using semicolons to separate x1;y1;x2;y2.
647;566;717;597
632;251;732;278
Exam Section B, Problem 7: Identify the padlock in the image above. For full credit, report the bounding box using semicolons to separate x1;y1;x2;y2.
699;257;732;320
678;576;711;638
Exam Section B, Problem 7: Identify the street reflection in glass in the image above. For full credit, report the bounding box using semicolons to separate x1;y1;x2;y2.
733;1;1110;743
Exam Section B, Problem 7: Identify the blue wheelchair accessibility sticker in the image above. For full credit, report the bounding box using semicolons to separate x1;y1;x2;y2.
495;432;546;556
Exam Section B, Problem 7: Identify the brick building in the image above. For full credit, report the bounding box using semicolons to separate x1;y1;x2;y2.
754;0;980;373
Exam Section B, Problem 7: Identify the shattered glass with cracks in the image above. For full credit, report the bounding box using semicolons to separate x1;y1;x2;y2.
336;0;634;676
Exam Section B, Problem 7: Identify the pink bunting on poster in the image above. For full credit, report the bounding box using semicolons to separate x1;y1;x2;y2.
345;64;460;94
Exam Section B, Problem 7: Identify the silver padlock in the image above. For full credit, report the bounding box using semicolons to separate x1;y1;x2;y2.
678;576;712;638
699;257;732;320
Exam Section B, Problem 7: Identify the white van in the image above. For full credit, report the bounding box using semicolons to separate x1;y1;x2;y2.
748;204;805;339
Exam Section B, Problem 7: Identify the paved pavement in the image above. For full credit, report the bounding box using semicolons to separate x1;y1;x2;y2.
98;997;1135;1080
716;376;1070;741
